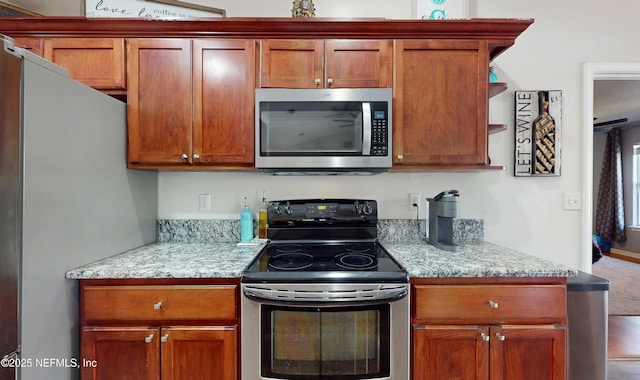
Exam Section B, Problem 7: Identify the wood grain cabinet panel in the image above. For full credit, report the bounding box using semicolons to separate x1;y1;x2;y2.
411;281;567;380
193;39;255;165
82;326;160;380
127;38;193;165
413;284;566;324
43;38;125;90
260;39;392;88
413;325;490;380
82;285;237;323
12;37;43;56
80;280;239;380
127;38;255;169
161;326;237;380
394;39;489;169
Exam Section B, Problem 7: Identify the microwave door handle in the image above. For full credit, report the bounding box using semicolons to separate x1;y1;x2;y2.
362;102;372;156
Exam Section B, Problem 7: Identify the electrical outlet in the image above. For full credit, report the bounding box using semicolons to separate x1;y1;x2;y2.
199;193;211;211
409;193;420;211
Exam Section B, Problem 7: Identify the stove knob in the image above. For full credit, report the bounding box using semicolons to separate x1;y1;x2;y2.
284;201;292;215
353;200;361;215
272;202;281;215
362;201;373;215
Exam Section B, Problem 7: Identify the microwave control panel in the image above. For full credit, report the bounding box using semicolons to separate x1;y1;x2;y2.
370;102;389;156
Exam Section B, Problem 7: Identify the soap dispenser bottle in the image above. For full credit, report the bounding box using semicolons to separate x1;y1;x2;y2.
240;197;254;243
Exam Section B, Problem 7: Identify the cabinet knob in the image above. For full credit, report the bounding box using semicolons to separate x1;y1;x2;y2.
327;77;333;86
480;333;490;342
153;301;163;310
144;334;154;343
496;333;506;341
315;78;321;85
488;300;499;309
193;153;200;159
181;153;188;159
397;154;403;160
161;334;169;343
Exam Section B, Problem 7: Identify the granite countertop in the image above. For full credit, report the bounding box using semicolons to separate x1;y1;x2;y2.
65;240;577;280
65;242;263;279
385;241;577;278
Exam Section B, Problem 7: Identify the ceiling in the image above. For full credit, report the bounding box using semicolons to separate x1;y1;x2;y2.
593;80;640;131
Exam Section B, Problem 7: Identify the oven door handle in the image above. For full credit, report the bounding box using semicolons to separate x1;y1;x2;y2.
243;284;408;304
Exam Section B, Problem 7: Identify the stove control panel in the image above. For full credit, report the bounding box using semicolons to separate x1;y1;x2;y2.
268;199;377;223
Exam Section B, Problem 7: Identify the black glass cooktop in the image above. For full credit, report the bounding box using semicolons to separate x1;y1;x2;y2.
242;242;408;284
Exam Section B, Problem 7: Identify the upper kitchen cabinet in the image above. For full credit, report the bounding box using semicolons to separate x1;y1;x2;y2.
0;17;533;172
127;38;255;169
12;37;43;56
393;39;490;170
43;38;126;93
260;39;392;88
127;38;192;166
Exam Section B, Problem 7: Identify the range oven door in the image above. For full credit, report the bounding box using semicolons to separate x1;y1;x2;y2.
241;283;409;380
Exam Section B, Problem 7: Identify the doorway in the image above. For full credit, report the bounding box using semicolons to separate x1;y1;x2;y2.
583;63;640;273
584;64;640;372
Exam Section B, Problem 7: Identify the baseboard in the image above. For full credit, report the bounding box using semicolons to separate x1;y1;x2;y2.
608;248;640;264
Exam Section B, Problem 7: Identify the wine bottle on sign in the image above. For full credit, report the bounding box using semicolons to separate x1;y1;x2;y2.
531;92;556;175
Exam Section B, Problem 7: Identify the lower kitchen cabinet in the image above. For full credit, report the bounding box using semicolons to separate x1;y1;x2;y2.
82;325;237;380
79;279;239;380
413;324;566;380
411;279;567;380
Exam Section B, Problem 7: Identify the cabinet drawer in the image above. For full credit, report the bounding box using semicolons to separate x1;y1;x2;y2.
83;285;236;322
413;284;566;324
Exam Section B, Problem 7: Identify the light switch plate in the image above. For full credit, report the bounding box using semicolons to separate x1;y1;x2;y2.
563;192;581;210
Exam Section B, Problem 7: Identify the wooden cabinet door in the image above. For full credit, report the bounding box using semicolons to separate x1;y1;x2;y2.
193;39;255;165
490;325;566;380
412;325;489;380
82;326;160;380
325;39;392;88
127;39;192;165
43;38;125;90
161;326;238;380
13;37;42;56
394;39;489;168
260;39;324;88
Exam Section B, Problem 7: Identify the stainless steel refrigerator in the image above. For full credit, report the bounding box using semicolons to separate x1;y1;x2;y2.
0;36;157;380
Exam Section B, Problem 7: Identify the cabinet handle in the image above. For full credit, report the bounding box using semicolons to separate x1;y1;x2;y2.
161;334;169;343
315;78;321;85
480;333;490;342
488;300;499;309
495;333;506;341
181;153;188;159
144;334;154;343
153;301;163;310
193;153;200;159
327;77;333;86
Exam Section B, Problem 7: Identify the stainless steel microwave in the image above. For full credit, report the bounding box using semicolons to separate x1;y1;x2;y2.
255;88;392;174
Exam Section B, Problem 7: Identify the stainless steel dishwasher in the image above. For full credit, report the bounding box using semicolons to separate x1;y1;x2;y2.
567;271;610;380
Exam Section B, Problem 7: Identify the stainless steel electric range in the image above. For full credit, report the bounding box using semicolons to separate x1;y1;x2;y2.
241;199;409;380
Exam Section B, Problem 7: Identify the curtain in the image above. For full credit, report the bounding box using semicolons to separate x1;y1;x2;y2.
595;128;626;242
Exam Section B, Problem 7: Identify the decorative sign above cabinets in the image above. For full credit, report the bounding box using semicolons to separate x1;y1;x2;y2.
85;0;225;19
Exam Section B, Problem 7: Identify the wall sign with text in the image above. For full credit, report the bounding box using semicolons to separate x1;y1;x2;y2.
85;0;225;19
514;90;563;177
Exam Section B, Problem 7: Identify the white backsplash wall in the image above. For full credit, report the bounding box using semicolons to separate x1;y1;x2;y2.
158;171;500;220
